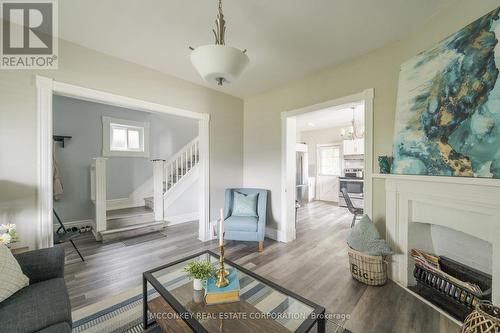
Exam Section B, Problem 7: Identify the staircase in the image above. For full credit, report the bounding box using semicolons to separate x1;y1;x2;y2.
100;206;165;242
93;138;200;242
144;140;200;209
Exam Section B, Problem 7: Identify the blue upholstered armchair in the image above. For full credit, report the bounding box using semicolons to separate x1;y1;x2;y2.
218;188;268;252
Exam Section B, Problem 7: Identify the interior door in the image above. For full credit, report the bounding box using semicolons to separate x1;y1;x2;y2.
316;144;341;202
317;175;339;202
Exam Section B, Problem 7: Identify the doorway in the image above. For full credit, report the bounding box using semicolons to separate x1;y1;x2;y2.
35;76;210;248
281;89;374;242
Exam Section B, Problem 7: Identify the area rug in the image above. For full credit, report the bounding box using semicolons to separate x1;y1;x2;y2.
72;287;350;333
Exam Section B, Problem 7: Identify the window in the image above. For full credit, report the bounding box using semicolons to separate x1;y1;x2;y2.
110;124;142;151
318;145;341;176
103;117;150;157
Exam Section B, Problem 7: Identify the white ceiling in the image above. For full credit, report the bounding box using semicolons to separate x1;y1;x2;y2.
59;0;456;98
296;102;364;131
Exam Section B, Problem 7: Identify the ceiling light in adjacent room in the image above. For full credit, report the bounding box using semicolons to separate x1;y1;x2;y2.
340;107;364;139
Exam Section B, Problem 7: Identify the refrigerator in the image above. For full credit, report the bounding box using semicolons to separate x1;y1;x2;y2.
296;150;309;206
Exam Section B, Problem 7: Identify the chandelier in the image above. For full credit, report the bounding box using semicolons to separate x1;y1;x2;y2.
340;107;364;139
190;0;249;86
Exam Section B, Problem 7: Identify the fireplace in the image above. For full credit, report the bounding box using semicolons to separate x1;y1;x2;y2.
376;173;500;323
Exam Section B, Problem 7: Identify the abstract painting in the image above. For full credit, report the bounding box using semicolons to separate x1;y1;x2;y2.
392;7;500;178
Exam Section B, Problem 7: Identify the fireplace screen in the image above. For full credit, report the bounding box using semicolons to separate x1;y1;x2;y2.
410;249;492;321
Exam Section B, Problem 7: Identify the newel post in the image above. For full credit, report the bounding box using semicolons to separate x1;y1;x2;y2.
152;159;165;222
93;158;107;236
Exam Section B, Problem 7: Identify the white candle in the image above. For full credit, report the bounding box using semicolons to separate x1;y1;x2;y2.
219;208;224;246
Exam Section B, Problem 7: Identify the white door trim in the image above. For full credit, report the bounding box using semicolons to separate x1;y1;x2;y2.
281;88;374;242
36;75;211;248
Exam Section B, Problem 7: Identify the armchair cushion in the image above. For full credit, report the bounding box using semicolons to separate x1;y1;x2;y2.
225;216;258;232
232;192;258;217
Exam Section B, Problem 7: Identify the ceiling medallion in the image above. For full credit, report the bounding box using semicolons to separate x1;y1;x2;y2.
190;0;249;86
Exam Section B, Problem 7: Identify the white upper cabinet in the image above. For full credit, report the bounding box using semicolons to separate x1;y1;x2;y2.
343;138;364;155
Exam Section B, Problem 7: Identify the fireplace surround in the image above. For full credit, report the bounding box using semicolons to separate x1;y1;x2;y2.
374;173;500;322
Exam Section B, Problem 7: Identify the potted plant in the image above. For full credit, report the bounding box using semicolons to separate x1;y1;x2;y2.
0;224;19;247
183;260;215;291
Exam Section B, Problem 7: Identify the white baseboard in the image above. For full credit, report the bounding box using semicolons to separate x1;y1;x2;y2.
165;212;198;226
53;219;95;230
107;198;145;211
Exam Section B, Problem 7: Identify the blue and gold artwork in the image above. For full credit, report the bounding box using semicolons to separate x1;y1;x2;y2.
393;7;500;178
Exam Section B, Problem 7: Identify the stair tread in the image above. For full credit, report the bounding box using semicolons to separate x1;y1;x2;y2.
101;220;165;234
107;206;153;219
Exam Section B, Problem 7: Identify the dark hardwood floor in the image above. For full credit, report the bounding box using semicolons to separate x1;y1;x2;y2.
63;201;458;332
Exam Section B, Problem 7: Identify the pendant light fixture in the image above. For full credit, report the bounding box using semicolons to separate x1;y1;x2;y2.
340;107;364;139
190;0;249;86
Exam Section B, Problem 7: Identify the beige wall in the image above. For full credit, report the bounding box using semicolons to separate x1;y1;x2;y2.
243;0;500;234
0;40;243;249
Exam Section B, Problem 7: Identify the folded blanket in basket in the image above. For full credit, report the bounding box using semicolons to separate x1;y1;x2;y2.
346;215;392;256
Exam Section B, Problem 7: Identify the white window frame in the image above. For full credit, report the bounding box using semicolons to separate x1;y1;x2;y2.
317;144;342;176
102;116;150;157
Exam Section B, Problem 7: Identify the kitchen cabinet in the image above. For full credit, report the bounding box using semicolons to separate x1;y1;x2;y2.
343;139;364;155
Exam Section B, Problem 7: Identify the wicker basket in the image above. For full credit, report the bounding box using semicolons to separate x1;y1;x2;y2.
347;247;387;286
461;301;500;333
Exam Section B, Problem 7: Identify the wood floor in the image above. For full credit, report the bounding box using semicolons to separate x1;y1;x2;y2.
63;201;459;333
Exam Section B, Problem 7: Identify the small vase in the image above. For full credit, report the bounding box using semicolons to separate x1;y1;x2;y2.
193;279;203;291
378;156;392;174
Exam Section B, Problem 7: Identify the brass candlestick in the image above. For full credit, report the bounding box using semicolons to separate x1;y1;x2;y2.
215;244;229;288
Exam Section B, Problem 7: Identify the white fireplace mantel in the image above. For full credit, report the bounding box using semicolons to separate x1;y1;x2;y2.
374;173;500;308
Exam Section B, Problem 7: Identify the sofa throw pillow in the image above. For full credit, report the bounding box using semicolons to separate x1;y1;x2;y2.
0;244;29;302
232;192;259;217
346;215;392;256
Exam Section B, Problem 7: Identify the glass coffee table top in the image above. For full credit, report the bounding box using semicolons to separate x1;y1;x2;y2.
143;250;325;333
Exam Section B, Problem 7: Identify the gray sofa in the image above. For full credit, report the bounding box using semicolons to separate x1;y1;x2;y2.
0;246;72;333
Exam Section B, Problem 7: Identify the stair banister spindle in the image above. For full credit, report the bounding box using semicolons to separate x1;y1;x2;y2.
184;151;187;174
176;159;179;183
190;145;193;169
167;163;170;190
179;157;182;180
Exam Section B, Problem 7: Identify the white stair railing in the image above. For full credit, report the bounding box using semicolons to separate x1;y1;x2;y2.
164;137;199;194
90;157;107;237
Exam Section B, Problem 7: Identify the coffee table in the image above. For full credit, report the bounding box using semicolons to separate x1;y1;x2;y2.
143;250;326;333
